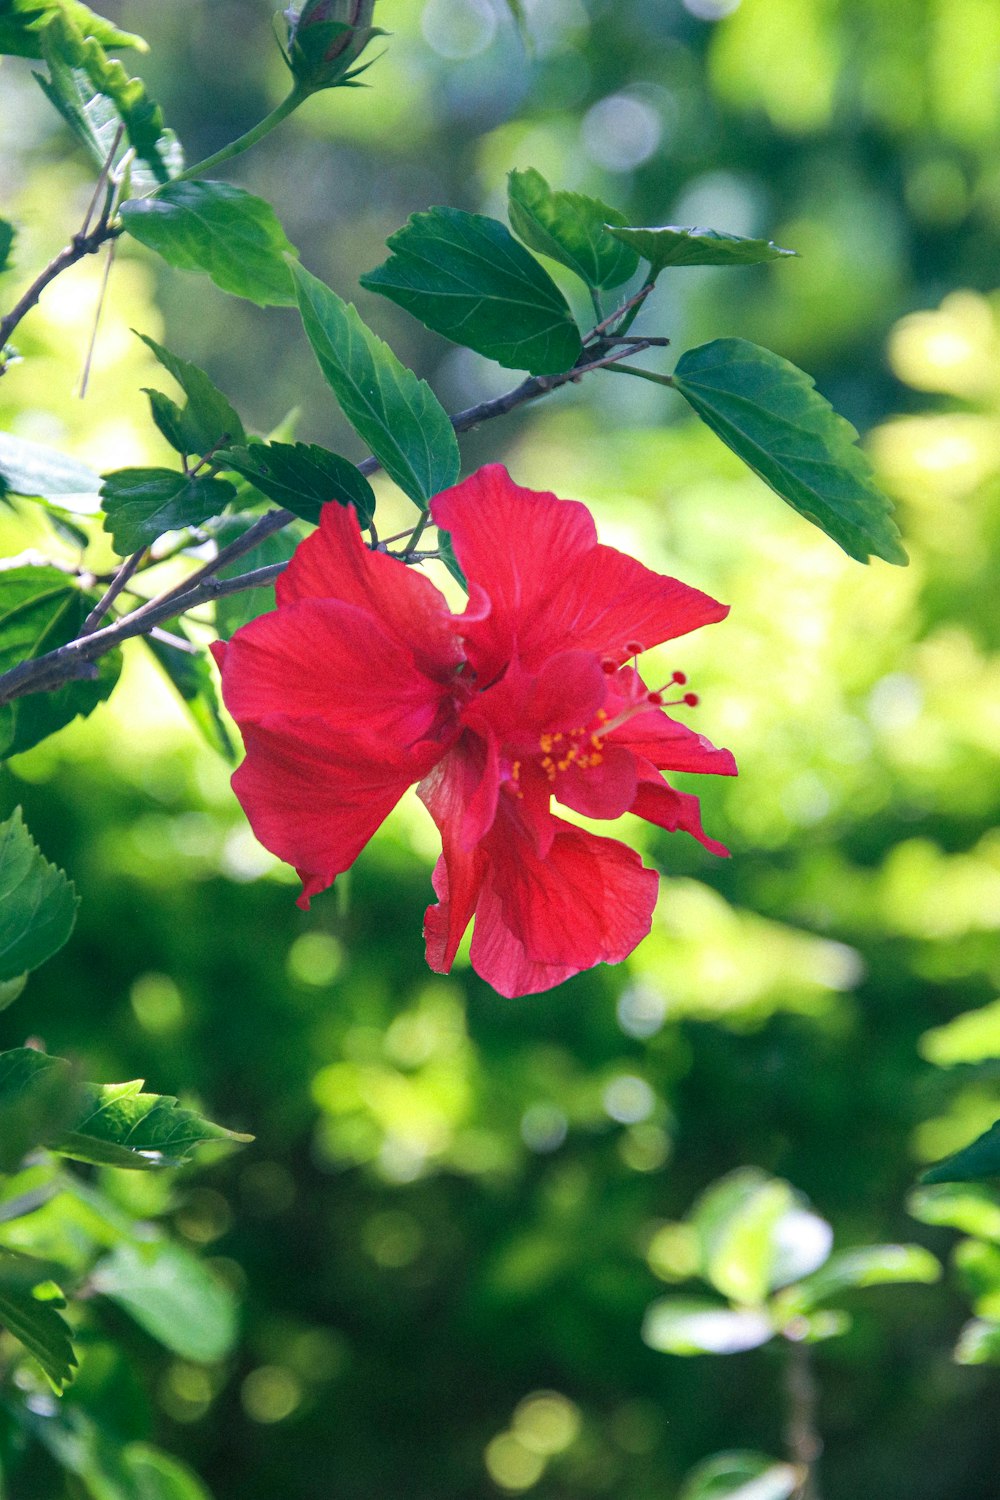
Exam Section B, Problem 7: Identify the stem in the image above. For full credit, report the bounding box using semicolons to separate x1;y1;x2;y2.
0;223;122;370
785;1340;823;1500
602;363;673;388
80;548;145;635
172;87;306;182
0;344;651;706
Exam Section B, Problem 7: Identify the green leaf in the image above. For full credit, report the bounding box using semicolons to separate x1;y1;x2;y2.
609;224;798;272
0;218;15;275
435;527;466;588
0;0;145;59
121;1444;214;1500
360;206;583;375
100;468;236;554
136;333;245;457
923;1118;1000;1184
908;1183;1000;1242
120;181;299;307
144;623;234;762
0;1255;76;1391
39;13;172;183
954;1238;1000;1316
641;1297;773;1356
672;339;908;566
0;566;122;757
919;997;1000;1067
0;1048;81;1173
34;16;124;168
0;430;99;497
48;1074;251;1169
214;523;300;636
91;1240;239;1360
955;1317;1000;1365
679;1451;799;1500
507;167;639;291
218;440;376;527
782;1244;941;1312
690;1169;832;1303
0;808;77;985
291;260;460;508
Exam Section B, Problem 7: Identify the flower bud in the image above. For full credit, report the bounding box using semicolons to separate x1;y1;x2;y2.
285;0;383;94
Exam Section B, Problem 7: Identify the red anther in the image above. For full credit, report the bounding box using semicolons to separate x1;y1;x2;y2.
646;691;664;706
601;657;617;674
683;692;699;707
671;670;687;686
624;640;644;656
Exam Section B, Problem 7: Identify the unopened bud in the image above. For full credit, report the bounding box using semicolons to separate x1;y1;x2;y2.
285;0;383;94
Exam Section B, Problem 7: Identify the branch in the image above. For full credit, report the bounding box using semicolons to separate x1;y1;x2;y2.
0;343;655;707
785;1340;823;1500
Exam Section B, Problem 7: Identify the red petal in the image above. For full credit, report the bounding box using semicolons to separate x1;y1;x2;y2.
231;714;439;907
433;465;728;675
278;502;460;678
218;598;456;750
470;815;658;995
471;649;606;753
630;773;730;858
418;736;494;971
555;742;638;820
614;708;738;777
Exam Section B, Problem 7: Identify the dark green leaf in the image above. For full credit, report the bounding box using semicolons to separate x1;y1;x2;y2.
137;332;246;457
214;523;300;636
48;1075;251;1169
218;440;376;527
91;1240;239;1360
435;527;466;588
0;218;15;274
145;622;234;762
0;1048;81;1172
0;1255;76;1391
923;1119;1000;1184
672;339;908;565
100;467;236;554
40;13;172;183
679;1451;799;1500
0;430;99;497
609;224;797;272
0;0;144;59
641;1297;774;1355
507;167;638;291
361;206;583;375
27;1409;211;1500
291;260;460;507
0;808;77;985
121;181;299;306
0;566;122;757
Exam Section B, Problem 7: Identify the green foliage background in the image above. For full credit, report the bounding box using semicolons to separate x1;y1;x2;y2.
2;0;1000;1494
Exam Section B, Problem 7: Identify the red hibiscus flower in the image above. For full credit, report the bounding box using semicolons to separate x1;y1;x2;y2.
212;465;736;998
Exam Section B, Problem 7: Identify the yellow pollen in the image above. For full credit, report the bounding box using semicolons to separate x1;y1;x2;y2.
596;709;608;722
511;760;521;781
552;732;564;743
539;733;553;753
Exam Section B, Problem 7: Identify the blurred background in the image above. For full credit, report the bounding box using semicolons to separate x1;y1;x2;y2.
2;0;1000;1495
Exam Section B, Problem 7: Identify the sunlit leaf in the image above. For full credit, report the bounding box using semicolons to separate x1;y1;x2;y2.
291;260;460;507
672;339;908;565
955;1317;1000;1365
0;0;144;59
49;1075;251;1169
121;181;299;305
218;440;376;527
137;332;246;458
100;467;236;554
361;206;583;375
0;1249;76;1391
641;1297;773;1355
34;16;124;167
609;224;797;272
122;1444;214;1500
783;1244;940;1312
0;567;122;757
507;167;639;291
91;1240;239;1360
923;1120;1000;1185
690;1169;832;1304
908;1183;1000;1242
679;1450;800;1500
0;430;99;498
0;809;77;986
919;998;1000;1067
